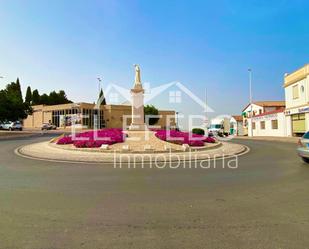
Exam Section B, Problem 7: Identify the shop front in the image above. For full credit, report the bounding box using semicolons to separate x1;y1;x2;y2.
285;106;309;136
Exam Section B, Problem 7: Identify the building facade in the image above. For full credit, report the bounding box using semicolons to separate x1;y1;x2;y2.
242;101;286;136
284;64;309;136
231;115;244;136
23;103;176;130
247;109;287;137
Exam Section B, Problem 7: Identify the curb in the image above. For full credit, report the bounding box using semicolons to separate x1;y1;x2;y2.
14;143;250;165
47;141;223;154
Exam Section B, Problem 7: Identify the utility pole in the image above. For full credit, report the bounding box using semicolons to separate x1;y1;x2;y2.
248;68;253;137
97;77;102;94
204;88;209;131
96;77;102;129
175;112;179;131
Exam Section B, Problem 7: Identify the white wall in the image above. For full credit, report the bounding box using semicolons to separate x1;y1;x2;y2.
285;77;308;109
248;112;287;137
286;115;292;137
243;104;263;117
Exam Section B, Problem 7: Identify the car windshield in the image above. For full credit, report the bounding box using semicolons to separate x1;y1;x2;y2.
210;124;222;129
303;132;309;139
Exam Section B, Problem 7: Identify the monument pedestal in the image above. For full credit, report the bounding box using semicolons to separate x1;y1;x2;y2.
129;123;147;131
128;64;147;131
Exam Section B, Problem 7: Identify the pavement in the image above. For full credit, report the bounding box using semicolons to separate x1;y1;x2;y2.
0;135;309;249
236;135;299;143
16;136;238;164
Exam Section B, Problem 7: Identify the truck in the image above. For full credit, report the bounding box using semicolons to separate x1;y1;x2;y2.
208;117;231;136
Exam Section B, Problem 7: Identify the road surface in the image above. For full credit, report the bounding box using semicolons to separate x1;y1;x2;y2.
0;135;308;249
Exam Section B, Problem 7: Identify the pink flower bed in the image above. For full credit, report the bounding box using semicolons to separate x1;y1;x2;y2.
57;129;125;148
155;130;216;147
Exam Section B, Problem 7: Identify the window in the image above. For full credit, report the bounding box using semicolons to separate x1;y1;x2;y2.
252;122;256;130
271;120;278;129
169;91;182;103
259;109;262;114
260;121;265;129
293;85;299;99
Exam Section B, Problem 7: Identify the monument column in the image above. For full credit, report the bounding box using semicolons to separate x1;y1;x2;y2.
129;64;146;130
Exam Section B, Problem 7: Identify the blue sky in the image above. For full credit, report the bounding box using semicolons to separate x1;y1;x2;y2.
0;0;308;116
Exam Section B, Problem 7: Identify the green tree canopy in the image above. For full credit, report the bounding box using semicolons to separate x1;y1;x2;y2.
32;89;40;105
25;86;32;104
0;78;29;121
144;105;159;125
31;89;72;105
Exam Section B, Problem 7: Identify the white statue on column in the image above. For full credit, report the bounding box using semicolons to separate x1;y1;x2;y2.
129;64;146;130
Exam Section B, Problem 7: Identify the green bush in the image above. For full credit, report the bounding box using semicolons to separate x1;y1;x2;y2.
144;105;159;125
192;128;205;135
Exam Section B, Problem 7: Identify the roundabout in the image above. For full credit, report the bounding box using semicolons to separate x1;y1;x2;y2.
1;134;309;249
15;133;248;164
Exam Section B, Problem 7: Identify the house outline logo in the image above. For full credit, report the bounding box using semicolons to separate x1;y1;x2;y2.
96;81;214;113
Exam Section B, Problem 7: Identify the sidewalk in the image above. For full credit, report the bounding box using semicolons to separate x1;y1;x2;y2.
235;136;299;144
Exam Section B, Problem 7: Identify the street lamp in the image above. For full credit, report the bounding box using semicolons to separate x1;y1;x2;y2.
248;68;253;136
97;77;102;94
175;111;179;131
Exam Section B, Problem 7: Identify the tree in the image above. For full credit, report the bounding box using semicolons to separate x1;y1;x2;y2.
40;94;49;105
57;90;72;104
144;105;159;125
3;78;28;120
32;89;40;105
0;90;10;121
29;89;72;105
25;86;32;104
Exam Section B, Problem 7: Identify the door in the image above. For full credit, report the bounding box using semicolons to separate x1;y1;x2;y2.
292;113;306;135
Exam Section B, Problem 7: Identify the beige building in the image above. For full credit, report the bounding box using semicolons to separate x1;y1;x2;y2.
23;102;175;130
284;64;309;136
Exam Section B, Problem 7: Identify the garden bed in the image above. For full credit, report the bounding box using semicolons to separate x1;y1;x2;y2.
56;129;125;148
154;130;216;147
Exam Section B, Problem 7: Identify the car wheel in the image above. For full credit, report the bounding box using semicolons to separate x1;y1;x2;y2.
19;128;23;131
302;157;309;163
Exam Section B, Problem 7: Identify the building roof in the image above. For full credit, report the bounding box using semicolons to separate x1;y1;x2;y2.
284;64;309;88
232;115;243;122
250;108;285;118
242;101;285;112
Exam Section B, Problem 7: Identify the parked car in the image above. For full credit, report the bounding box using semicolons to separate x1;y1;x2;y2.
0;122;4;130
297;131;309;163
41;123;57;130
2;121;23;131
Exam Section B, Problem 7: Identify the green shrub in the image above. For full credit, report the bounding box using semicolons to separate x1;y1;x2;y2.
192;128;205;135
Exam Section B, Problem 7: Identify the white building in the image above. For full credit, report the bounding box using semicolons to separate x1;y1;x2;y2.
284;64;309;136
242;101;286;136
247;109;287;137
231;115;244;136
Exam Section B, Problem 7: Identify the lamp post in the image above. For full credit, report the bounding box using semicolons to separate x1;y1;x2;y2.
248;68;253;136
175;111;179;131
96;77;103;129
97;77;102;94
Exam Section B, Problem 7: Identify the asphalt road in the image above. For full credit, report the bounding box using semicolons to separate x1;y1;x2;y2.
0;135;308;249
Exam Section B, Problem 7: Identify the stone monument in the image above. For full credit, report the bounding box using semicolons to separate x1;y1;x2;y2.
129;64;146;130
